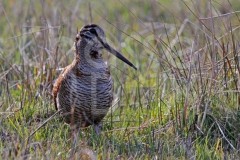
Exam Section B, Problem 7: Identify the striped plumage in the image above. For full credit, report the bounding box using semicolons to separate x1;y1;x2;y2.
53;24;136;130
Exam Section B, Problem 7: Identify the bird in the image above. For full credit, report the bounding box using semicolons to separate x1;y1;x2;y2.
52;24;137;134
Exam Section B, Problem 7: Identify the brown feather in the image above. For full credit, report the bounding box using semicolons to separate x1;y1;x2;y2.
52;63;74;111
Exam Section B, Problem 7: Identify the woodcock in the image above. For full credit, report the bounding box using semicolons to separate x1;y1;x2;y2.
52;24;137;132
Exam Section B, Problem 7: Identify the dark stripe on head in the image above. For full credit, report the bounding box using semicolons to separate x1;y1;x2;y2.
84;24;98;28
80;25;97;35
79;24;107;48
80;26;103;44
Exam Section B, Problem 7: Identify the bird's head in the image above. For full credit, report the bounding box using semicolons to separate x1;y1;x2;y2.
75;24;137;70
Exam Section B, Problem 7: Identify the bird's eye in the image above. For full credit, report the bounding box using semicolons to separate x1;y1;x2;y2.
89;28;97;34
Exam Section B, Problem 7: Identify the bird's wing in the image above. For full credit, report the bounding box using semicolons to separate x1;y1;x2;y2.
52;66;71;110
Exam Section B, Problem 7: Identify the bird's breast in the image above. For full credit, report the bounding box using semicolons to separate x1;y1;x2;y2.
58;70;113;110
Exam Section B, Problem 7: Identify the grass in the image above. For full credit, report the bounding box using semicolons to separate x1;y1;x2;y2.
1;0;240;159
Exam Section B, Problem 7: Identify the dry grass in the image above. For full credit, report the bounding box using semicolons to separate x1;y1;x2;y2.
0;0;240;159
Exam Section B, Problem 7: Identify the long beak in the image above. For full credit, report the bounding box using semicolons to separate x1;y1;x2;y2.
103;43;137;70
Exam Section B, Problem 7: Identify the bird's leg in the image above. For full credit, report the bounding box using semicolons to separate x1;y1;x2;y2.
93;123;102;135
70;125;79;156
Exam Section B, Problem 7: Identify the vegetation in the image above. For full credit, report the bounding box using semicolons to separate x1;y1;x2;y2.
1;0;240;159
